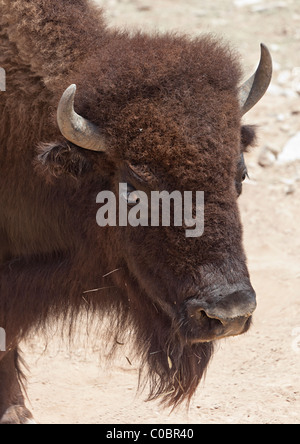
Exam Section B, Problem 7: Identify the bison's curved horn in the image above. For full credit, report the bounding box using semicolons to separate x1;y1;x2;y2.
239;43;272;115
57;84;106;152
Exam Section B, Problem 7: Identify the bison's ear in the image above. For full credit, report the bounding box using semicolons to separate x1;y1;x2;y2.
241;125;257;152
35;141;92;181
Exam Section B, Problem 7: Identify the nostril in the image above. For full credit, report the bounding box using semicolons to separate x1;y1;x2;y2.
187;288;256;321
183;287;256;341
198;307;246;327
190;308;206;321
185;288;255;326
190;307;224;329
186;303;251;340
186;303;205;320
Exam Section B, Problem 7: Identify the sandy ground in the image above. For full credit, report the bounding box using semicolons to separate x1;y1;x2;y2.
21;0;300;424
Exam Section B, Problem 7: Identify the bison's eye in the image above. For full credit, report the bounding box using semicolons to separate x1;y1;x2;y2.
241;169;248;182
236;153;248;183
235;153;249;196
120;183;140;206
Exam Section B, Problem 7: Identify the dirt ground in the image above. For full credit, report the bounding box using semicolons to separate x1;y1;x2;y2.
22;0;300;424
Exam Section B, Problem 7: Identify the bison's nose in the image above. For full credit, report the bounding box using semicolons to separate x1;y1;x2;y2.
185;288;257;342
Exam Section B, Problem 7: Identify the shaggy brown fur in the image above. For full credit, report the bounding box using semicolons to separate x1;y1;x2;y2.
0;0;258;422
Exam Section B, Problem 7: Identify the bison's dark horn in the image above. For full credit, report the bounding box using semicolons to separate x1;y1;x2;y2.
239;43;272;115
57;84;106;152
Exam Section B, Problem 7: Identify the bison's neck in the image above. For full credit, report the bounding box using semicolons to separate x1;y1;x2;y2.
0;1;109;259
0;0;108;91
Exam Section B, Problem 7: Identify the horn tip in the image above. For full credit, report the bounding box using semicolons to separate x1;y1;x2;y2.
60;84;77;105
259;43;272;63
68;84;77;93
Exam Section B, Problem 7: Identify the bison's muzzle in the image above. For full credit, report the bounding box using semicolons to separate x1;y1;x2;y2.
184;287;256;343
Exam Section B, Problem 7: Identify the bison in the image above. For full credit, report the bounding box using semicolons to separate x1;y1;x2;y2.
0;0;272;424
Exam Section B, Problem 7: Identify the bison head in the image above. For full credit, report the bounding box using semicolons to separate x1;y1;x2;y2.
37;37;272;407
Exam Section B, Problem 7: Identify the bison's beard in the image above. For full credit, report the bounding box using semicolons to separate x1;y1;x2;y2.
97;270;214;408
142;339;214;408
130;302;214;408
